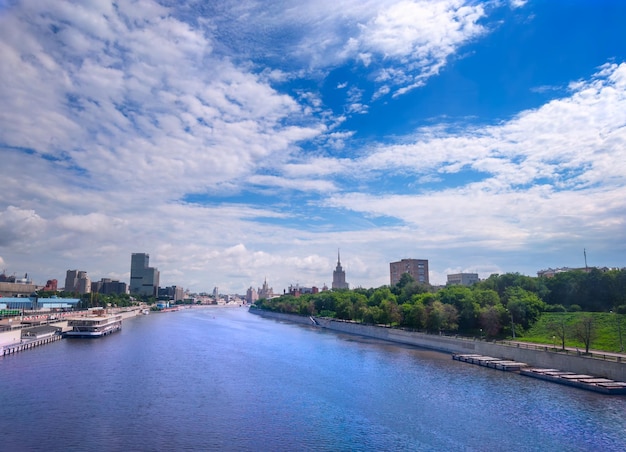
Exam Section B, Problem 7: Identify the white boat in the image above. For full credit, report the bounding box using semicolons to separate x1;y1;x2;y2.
65;312;122;338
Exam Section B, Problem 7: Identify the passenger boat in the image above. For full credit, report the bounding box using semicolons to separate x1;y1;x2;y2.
65;311;122;338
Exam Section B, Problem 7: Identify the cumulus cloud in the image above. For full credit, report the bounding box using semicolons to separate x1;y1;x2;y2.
0;0;324;202
0;206;46;246
318;63;626;255
194;0;489;99
1;1;624;291
357;0;486;96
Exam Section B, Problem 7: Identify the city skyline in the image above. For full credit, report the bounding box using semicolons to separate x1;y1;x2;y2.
2;1;626;292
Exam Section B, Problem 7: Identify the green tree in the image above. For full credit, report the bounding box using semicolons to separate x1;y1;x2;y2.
350;293;368;322
380;299;401;326
473;289;500;308
546;314;571;350
369;287;396;307
335;296;353;320
438;285;478;331
426;301;458;333
573;315;596;354
479;304;506;337
363;305;383;324
504;286;546;334
401;301;426;329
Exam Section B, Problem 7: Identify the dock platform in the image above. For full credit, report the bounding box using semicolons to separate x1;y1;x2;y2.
452;353;528;371
520;367;626;395
452;353;626;395
2;334;63;356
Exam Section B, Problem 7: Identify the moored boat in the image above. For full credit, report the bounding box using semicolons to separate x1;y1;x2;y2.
64;311;122;338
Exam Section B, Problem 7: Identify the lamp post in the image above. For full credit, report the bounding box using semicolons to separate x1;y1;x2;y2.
510;310;515;340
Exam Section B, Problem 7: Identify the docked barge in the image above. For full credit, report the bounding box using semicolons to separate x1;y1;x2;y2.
65;311;122;338
453;353;626;395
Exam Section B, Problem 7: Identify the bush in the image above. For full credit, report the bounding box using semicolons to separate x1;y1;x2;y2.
568;304;582;312
545;304;567;312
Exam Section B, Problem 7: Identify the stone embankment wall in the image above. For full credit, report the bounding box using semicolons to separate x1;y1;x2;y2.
249;309;626;382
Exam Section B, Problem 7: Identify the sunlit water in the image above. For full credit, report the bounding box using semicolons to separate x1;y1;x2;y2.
2;307;625;451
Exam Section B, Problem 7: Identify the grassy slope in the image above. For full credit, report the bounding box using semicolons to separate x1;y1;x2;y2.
519;312;626;353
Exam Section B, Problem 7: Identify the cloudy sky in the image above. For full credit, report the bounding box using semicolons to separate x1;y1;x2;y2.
1;0;625;294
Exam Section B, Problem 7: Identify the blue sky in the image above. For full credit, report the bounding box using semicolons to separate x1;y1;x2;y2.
1;0;626;293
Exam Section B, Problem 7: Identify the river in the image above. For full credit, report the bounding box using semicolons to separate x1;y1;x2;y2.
2;307;625;451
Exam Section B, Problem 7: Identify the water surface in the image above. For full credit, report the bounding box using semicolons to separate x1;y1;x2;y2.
2;307;625;451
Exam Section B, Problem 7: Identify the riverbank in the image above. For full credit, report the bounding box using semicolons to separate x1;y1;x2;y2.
0;306;144;354
249;308;626;382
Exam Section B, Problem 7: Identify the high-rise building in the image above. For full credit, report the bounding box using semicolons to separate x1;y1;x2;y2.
258;278;274;299
331;250;349;289
158;285;184;302
64;270;91;294
246;287;258;304
130;253;159;297
64;270;78;292
92;278;128;295
390;259;429;286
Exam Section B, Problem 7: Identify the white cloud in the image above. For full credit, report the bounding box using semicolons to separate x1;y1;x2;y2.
1;1;624;292
314;63;626;264
0;0;325;204
0;206;47;247
195;0;488;98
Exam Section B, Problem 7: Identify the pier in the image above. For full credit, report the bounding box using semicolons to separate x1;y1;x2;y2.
452;353;527;371
2;334;63;356
520;368;626;395
453;353;626;395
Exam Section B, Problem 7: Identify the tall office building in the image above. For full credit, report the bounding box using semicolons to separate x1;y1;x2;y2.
130;253;160;297
389;259;429;286
64;270;91;294
64;270;79;293
331;250;349;289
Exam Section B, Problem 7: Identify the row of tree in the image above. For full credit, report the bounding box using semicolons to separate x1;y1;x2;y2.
254;268;626;338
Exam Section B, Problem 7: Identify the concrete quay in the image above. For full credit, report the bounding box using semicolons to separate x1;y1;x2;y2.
1;307;143;357
2;334;63;356
249;308;626;383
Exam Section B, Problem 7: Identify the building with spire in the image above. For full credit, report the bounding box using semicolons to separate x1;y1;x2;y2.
332;250;349;290
258;278;274;299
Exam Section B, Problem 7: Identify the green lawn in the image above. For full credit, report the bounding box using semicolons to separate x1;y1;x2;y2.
518;312;626;353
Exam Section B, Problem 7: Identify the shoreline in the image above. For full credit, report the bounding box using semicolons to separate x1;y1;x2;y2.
249;308;626;383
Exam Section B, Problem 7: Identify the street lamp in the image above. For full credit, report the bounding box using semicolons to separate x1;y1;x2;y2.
509;310;516;340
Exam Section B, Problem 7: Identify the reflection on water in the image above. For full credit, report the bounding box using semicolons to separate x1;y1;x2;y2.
2;307;625;451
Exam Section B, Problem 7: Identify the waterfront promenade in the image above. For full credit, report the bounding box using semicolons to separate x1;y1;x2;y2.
1;303;246;356
249;308;626;383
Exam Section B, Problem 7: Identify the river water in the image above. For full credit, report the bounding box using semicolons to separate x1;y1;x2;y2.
2;307;625;451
